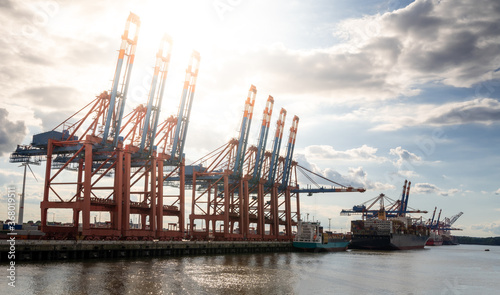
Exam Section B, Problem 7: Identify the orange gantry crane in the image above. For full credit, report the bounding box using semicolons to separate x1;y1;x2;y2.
10;13;365;242
187;86;365;241
10;13;200;240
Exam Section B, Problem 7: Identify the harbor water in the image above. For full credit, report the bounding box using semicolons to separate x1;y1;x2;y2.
2;244;498;294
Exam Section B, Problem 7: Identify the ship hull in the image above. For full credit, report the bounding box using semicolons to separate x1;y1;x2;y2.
293;240;349;252
425;238;443;246
350;234;429;250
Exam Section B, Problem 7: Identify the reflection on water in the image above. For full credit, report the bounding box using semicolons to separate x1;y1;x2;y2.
4;245;500;294
9;253;298;295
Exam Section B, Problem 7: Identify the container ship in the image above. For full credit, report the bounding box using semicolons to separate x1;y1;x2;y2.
293;221;350;252
349;212;429;250
425;231;443;246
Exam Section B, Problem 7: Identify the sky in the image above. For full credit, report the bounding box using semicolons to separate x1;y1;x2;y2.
0;0;499;237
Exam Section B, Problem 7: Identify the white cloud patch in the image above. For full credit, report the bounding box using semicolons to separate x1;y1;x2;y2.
471;222;500;236
389;146;422;167
388;146;423;178
331;98;500;131
295;153;394;191
495;188;500;195
305;144;386;162
412;182;460;196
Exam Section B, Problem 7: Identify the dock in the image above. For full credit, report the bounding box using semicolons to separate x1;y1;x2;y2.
0;240;293;262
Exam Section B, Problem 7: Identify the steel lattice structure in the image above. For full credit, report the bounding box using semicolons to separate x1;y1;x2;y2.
10;13;364;241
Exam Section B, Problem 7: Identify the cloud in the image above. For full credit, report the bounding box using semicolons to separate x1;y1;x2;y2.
424;98;500;126
295;153;394;191
495;188;500;195
305;144;386;162
412;182;460;196
14;86;84;131
0;108;27;156
380;0;500;88
210;0;500;102
471;222;500;236
335;98;500;131
389;146;422;167
17;86;77;106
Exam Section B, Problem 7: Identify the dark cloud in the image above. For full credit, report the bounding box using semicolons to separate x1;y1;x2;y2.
14;86;83;130
19;52;53;66
0;0;13;9
0;108;27;156
211;0;500;100
392;0;500;86
425;98;500;125
32;109;74;132
0;0;34;19
17;86;78;106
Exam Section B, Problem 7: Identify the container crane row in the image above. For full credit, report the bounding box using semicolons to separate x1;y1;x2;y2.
9;13;201;240
9;13;366;242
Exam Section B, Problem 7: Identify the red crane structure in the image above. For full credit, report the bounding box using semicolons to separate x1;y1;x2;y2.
10;14;200;240
187;87;302;241
10;13;364;241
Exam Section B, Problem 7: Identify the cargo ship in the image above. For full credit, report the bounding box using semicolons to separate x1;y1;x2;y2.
350;213;429;250
293;221;350;252
425;231;443;246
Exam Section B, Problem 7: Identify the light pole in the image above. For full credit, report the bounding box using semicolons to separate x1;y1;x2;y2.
329;218;331;231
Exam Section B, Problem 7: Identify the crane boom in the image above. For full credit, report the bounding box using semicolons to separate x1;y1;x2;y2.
429;207;437;228
140;34;173;153
435;209;442;229
281;115;299;189
293;164;366;194
449;212;463;226
398;180;407;216
233;85;257;176
102;12;141;146
403;181;411;215
252;96;274;181
267;108;286;185
170;51;201;163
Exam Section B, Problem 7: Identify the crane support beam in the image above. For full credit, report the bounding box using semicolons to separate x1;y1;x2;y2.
292;187;366;193
170;51;201;163
398;180;407;216
102;12;141;146
140;34;173;153
281;115;299;189
449;212;464;226
233;85;257;176
252;95;274;181
403;181;411;215
267;108;286;185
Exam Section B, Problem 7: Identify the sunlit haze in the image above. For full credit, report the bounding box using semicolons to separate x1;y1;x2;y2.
0;0;499;237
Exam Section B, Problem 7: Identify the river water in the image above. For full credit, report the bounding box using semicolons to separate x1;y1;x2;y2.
2;244;498;294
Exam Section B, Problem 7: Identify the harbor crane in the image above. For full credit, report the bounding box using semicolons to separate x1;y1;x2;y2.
9;13;200;240
340;180;427;219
